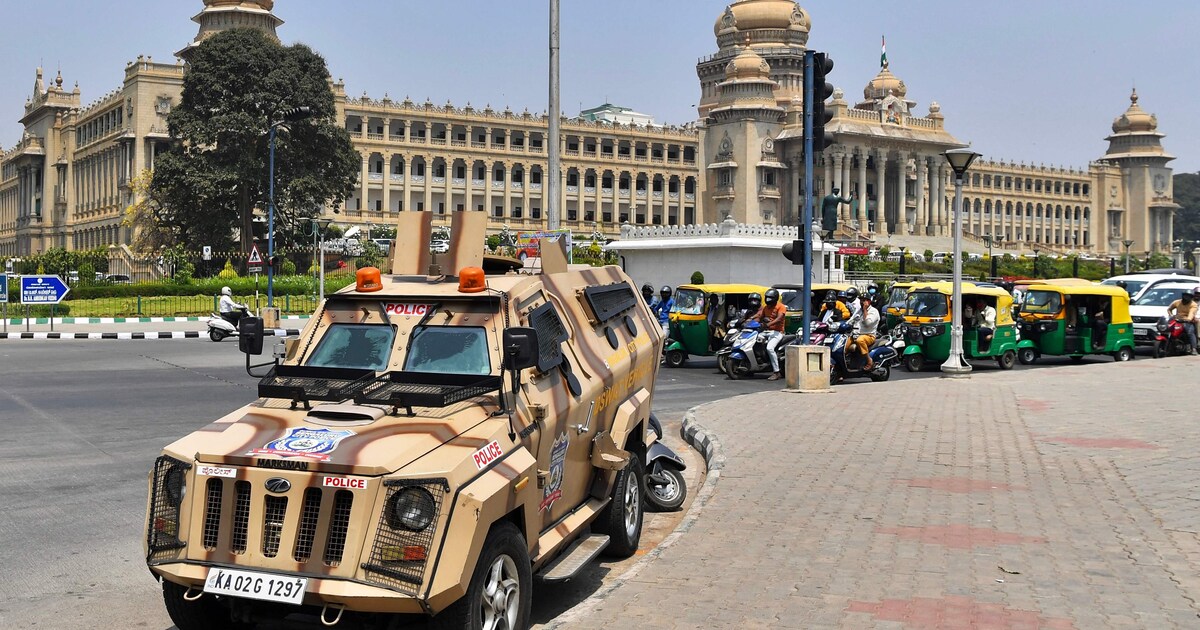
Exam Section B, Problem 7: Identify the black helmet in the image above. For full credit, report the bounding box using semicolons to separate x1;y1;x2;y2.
824;290;837;303
642;283;653;296
844;287;859;301
660;286;672;298
764;289;779;306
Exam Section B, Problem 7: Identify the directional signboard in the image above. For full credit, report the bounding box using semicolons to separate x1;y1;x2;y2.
837;246;870;256
20;275;70;305
0;273;8;303
247;243;265;275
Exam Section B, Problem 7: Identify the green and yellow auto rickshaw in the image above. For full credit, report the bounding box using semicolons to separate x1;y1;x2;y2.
1014;284;1135;363
900;282;1019;371
773;283;855;334
663;283;768;367
883;281;916;332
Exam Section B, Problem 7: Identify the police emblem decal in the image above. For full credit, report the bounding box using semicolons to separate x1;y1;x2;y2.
249;427;357;462
539;432;569;512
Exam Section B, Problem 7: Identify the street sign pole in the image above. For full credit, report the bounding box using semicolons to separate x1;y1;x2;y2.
0;272;7;333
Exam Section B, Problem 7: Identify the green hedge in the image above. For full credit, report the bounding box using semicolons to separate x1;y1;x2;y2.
61;274;356;301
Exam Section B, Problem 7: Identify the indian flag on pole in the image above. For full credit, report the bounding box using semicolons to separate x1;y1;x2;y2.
881;36;888;68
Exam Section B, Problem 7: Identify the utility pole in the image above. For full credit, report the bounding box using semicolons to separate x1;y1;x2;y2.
546;0;561;230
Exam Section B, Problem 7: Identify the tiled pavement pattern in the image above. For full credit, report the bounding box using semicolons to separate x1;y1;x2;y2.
557;356;1200;629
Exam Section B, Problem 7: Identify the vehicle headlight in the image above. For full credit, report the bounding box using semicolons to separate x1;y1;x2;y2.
164;464;187;506
921;324;939;337
386;487;436;532
1156;320;1168;332
1039;321;1056;332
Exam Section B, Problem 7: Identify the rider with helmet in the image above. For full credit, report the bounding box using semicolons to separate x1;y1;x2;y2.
819;290;850;323
641;283;656;307
1165;287;1199;354
751;288;788;381
653;286;674;334
843;287;862;321
218;286;248;328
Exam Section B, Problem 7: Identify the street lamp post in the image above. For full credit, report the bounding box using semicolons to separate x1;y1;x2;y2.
940;147;981;377
1122;239;1134;274
268;106;314;308
309;218;333;302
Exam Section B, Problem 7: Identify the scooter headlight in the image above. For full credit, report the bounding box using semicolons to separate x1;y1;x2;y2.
921;324;940;337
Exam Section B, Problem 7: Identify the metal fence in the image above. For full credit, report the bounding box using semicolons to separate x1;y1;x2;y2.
61;294;320;318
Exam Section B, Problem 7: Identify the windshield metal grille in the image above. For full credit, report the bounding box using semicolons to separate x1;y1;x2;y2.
323;490;354;566
529;301;568;372
583;282;638;323
146;455;190;560
362;480;447;594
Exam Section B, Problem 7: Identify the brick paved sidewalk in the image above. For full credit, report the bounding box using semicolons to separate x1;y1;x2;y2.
556;356;1200;629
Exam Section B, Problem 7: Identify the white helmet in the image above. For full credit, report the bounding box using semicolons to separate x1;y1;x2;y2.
221;286;232;296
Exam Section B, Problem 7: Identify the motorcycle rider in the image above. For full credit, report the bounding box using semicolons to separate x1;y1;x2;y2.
218;286;247;329
641;283;657;307
850;293;881;371
1165;288;1199;354
819;290;850;323
844;287;862;321
653;286;674;334
750;288;787;381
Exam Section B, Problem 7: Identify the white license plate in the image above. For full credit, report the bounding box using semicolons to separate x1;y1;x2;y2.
204;567;307;605
1135;329;1149;337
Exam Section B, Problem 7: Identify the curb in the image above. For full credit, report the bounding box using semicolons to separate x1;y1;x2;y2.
3;315;310;325
0;329;301;340
544;405;725;629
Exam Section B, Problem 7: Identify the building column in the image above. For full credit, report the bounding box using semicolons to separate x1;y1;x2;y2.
502;161;513;221
856;148;868;230
895;151;908;234
841;150;853;223
522;165;532;224
381;152;392;214
823;153;834;199
463;158;472;213
940;165;951;236
359;155;369;212
423;155;434;214
874;150;887;235
484;160;493;217
915;155;927;235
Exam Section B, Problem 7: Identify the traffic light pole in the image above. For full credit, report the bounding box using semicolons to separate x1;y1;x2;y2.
801;50;815;344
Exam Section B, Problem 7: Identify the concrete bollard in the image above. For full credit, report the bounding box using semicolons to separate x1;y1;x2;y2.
261;307;280;330
785;344;832;393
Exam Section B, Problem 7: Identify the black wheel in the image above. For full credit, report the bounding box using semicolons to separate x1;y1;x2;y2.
726;357;750;380
595;456;644;558
717;354;729;376
903;353;923;373
431;521;531;630
209;329;225;342
829;366;842;385
645;464;687;512
997;350;1016;370
664;349;686;368
869;365;891;382
162;580;250;630
1017;347;1037;365
1153;341;1164;359
1113;346;1134;362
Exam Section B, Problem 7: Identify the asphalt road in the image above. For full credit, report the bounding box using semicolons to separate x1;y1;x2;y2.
0;340;1149;629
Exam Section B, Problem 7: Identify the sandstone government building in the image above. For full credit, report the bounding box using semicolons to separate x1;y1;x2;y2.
0;0;1179;261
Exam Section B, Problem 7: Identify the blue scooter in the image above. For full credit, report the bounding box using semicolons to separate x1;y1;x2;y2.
828;321;902;384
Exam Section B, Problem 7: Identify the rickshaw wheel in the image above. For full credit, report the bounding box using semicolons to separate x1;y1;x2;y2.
997;350;1016;370
1017;347;1037;365
902;354;923;373
664;349;686;368
1113;346;1134;362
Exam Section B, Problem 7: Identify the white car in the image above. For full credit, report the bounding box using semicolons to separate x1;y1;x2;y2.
1101;273;1200;303
430;239;449;254
1129;282;1199;345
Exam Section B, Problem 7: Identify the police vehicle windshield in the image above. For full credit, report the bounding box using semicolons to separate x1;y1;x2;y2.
305;324;395;371
404;326;491;375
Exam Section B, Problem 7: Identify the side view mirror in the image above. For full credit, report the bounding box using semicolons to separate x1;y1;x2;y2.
239;317;265;355
502;327;540;371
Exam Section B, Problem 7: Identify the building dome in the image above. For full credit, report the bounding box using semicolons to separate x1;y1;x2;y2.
725;44;771;80
714;0;810;37
863;66;907;101
1111;89;1157;133
204;0;273;10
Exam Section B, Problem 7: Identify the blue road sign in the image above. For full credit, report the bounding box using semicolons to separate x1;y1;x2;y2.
20;275;70;305
0;273;8;303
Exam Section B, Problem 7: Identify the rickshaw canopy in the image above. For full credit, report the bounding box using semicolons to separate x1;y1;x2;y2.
905;282;1016;326
1021;283;1131;324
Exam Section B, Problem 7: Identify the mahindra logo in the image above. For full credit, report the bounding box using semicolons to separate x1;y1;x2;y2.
264;477;291;494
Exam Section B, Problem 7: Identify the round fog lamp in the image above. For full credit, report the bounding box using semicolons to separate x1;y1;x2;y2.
387;488;436;532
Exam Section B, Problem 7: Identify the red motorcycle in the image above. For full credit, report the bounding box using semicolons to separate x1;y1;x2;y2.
1153;316;1192;358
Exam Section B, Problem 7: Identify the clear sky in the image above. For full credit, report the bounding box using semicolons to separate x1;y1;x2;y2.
2;0;1197;172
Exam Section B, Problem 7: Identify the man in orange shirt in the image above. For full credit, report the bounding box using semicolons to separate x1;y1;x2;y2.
752;288;788;380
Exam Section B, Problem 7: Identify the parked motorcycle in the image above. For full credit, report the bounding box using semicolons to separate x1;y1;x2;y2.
207;306;249;342
645;413;687;512
828;322;904;383
720;321;795;380
1153;316;1192;358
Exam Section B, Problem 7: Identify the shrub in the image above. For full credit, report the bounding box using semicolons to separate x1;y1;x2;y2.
923;249;934;262
485;235;501;252
217;259;239;280
690;270;705;284
281;258;297;275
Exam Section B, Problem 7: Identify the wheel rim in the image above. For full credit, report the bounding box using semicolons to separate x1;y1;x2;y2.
623;471;640;539
652;471;681;503
479;554;520;630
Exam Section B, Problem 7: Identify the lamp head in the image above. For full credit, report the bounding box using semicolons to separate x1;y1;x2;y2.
943;148;981;179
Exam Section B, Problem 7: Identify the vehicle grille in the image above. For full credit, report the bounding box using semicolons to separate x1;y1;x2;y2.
362;479;448;595
1133;316;1158;324
905;328;921;344
200;478;355;568
146;455;190;560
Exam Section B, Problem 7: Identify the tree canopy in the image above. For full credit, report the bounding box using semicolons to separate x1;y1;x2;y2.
150;28;359;251
1173;172;1200;247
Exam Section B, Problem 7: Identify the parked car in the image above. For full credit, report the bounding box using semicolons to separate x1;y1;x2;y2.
431;239;449;254
104;274;132;284
372;238;392;255
931;252;949;264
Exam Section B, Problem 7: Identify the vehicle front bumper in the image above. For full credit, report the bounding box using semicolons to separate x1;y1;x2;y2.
1132;323;1156;345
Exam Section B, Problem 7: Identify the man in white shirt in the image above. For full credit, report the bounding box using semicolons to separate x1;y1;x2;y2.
851;294;881;370
218;286;247;327
973;298;997;350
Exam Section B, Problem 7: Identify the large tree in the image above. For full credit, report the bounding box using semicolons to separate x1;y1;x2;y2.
152;28;359;251
1173;172;1200;246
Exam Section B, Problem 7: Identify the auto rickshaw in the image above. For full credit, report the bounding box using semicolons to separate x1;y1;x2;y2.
663;283;768;367
900;282;1019;371
883;281;916;331
773;283;855;334
1014;284;1135;363
1009;277;1093;306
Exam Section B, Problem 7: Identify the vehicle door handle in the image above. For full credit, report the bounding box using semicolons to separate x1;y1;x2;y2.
574;401;596;435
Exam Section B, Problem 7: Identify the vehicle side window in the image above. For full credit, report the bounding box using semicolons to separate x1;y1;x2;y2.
306;324;395;371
